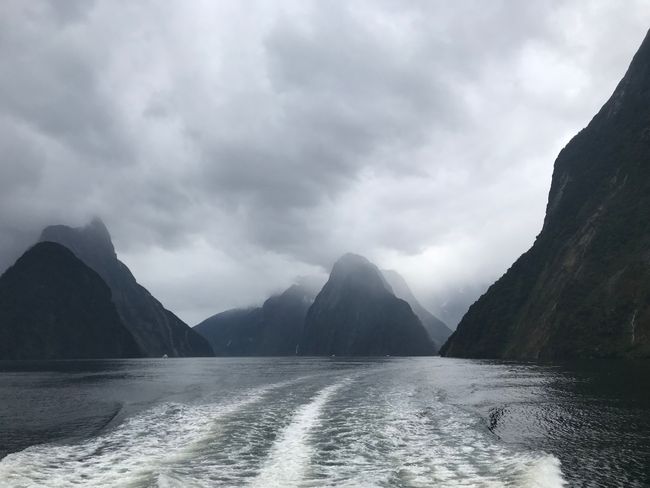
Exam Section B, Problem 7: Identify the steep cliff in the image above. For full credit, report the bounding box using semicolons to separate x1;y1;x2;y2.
442;30;650;359
0;242;141;359
40;219;213;357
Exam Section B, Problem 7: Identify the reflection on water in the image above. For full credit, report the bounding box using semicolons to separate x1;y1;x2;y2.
0;357;648;487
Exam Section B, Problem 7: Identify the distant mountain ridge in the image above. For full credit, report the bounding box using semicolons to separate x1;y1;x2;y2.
195;254;437;357
381;270;452;345
442;30;650;359
0;242;141;359
40;219;213;357
195;284;314;356
427;283;490;330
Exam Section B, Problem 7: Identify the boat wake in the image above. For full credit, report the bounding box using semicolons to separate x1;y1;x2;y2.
0;379;299;488
249;380;349;487
0;366;565;488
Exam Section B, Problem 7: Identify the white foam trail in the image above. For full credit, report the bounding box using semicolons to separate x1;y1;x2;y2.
386;397;567;488
0;381;295;488
303;379;567;488
0;364;569;488
249;380;347;488
515;454;566;488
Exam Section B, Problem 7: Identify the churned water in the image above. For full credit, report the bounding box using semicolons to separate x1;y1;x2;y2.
0;357;648;487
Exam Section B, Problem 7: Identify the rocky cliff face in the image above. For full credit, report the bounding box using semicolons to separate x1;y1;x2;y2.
194;284;314;356
382;270;452;346
300;254;435;356
442;30;650;359
0;242;141;359
40;219;213;357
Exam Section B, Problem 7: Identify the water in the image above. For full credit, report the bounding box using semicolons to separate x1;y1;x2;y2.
0;358;648;487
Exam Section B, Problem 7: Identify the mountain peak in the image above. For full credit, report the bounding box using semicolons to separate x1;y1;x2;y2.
331;253;374;275
329;253;393;295
300;253;435;356
40;217;116;259
600;28;650;121
87;216;111;238
38;219;213;357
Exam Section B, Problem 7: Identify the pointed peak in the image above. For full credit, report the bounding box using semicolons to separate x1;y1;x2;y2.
330;253;376;277
39;217;116;258
335;253;371;266
598;28;650;121
331;253;374;277
88;216;108;232
328;252;393;295
83;217;113;245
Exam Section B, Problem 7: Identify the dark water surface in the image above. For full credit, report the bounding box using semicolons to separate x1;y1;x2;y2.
0;357;648;487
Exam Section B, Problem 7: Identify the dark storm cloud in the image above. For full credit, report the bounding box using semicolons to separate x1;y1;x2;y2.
0;0;649;323
191;1;510;258
0;2;132;165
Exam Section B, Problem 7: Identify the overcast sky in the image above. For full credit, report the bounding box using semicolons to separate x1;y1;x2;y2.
1;0;649;325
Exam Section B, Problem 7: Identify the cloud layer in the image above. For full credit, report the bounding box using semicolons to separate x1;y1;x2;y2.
1;0;649;324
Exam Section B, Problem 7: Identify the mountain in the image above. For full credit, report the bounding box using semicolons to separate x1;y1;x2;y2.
381;270;452;344
299;254;436;356
257;284;315;354
0;242;141;359
427;282;490;329
194;307;263;356
40;219;213;357
194;284;315;356
442;30;650;359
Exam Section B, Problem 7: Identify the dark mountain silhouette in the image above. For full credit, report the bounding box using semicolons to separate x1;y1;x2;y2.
381;269;452;345
194;284;315;356
0;242;141;359
194;307;263;356
442;30;650;359
299;254;435;356
40;219;213;357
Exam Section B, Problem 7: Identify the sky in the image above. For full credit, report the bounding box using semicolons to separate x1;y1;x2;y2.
1;0;649;326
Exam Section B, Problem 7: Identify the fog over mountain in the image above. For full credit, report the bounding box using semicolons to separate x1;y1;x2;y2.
1;1;649;324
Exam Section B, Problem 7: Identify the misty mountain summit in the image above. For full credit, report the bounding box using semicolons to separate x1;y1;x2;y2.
0;242;141;359
299;253;436;356
194;254;438;357
40;219;213;357
442;29;650;359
